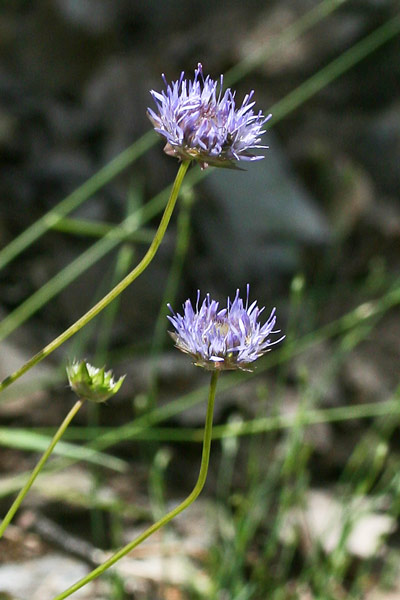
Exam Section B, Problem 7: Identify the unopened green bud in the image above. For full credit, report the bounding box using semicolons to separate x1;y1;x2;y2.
66;360;125;403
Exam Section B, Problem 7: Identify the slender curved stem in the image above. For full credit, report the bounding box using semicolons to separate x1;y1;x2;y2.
0;399;83;538
51;370;219;600
0;160;190;394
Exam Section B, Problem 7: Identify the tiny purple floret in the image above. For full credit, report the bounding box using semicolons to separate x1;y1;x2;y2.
167;286;284;371
148;63;271;169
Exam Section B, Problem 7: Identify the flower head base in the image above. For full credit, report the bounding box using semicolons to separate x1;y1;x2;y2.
148;64;270;169
66;360;125;403
167;286;283;371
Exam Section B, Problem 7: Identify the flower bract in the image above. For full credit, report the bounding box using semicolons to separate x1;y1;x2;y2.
167;286;283;371
66;360;125;403
148;63;270;169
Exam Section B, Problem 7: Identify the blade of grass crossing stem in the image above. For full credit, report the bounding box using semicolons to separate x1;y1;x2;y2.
51;216;154;243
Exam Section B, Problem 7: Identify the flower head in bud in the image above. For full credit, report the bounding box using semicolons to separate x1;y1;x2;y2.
66;360;125;403
167;286;284;371
148;63;270;169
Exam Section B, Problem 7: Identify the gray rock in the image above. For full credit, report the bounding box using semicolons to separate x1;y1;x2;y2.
195;132;330;287
354;105;400;196
0;339;54;417
53;0;120;34
0;554;103;599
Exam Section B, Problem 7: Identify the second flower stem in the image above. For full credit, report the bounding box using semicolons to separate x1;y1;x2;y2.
0;399;83;538
0;160;190;394
51;370;220;600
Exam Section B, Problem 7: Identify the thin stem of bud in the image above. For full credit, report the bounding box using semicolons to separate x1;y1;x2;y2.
0;399;83;538
51;370;219;600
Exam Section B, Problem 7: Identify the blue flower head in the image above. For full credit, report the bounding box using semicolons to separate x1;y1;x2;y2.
167;286;283;371
148;64;270;169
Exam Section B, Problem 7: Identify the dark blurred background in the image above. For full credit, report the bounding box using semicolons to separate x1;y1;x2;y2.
1;0;399;347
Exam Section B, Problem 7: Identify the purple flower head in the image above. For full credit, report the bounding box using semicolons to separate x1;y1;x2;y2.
167;286;284;371
148;64;271;169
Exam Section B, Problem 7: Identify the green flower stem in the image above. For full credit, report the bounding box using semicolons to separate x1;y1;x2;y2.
0;399;83;538
0;160;190;394
51;370;219;600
